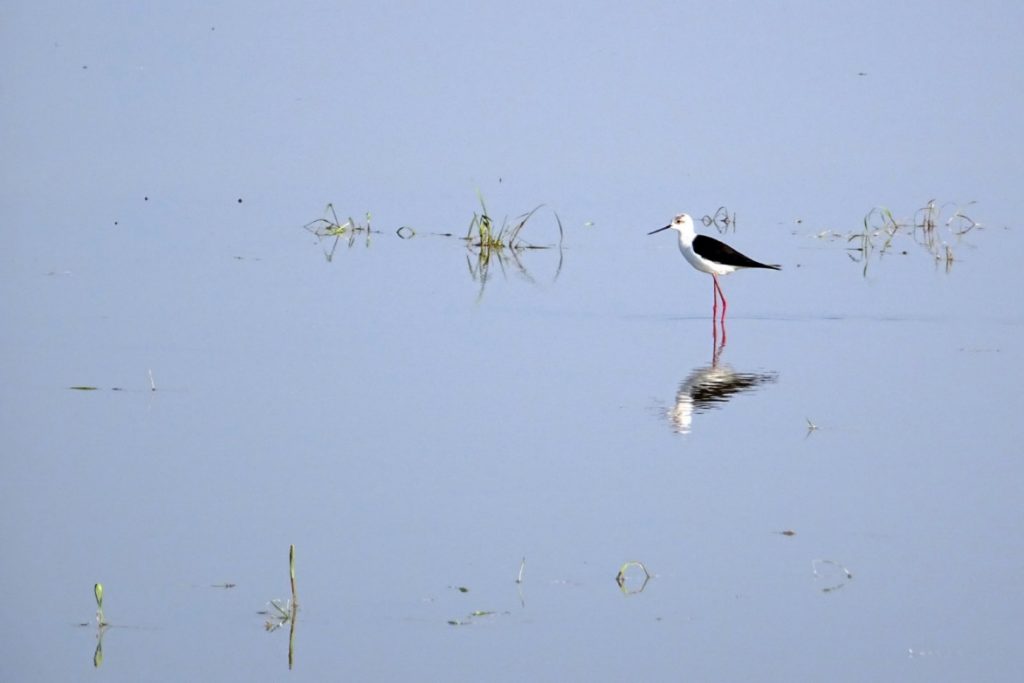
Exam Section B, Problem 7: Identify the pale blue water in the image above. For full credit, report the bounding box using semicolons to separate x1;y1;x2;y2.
3;2;1023;681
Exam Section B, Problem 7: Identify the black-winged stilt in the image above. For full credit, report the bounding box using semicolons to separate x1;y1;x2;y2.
648;213;780;318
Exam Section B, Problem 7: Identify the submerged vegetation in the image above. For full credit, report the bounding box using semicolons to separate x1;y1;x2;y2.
615;561;652;595
463;193;565;298
259;545;299;669
700;206;737;234
94;583;105;626
303;193;566;298
464;192;563;251
90;583;108;667
830;199;981;275
304;204;376;261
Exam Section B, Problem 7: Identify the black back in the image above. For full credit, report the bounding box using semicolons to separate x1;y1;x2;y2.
693;234;780;270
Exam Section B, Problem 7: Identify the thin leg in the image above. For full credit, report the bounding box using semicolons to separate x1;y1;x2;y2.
711;276;719;320
712;274;728;320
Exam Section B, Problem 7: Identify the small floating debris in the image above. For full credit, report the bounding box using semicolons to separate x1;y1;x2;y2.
615;561;652;595
447;609;506;626
812;558;853;593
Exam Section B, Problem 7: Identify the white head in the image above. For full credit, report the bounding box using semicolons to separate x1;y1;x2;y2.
648;213;696;240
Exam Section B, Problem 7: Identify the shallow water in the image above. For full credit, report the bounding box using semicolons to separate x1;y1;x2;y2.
3;2;1024;681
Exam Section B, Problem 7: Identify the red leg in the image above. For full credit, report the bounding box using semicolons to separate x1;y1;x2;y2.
712;274;728;320
711;276;719;320
712;313;727;356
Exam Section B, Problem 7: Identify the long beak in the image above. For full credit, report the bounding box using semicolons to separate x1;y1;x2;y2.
647;225;671;235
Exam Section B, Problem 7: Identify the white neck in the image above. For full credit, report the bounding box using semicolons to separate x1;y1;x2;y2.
674;214;697;246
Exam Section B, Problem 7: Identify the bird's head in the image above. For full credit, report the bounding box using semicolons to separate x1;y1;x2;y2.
648;213;695;236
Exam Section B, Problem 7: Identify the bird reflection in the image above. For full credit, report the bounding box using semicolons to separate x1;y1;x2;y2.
667;321;778;434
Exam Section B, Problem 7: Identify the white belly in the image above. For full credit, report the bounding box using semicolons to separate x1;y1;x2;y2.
680;242;735;275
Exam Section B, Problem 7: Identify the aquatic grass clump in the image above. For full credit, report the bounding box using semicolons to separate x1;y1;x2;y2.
94;583;105;626
700;206;736;234
262;544;298;632
259;545;299;669
913;199;979;254
304;204;375;260
301;194;569;298
844;199;981;274
91;583;108;667
465;191;564;252
464;192;565;296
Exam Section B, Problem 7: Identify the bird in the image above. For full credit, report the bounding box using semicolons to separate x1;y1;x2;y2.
648;213;780;318
670;361;779;434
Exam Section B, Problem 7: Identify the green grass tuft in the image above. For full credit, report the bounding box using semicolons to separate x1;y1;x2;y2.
304;204;374;260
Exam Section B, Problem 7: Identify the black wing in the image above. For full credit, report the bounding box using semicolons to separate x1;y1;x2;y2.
693;234;780;270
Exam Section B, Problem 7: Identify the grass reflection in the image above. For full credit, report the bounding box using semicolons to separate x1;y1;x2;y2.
833;199;982;275
463;193;564;300
304;204;376;260
304;195;566;299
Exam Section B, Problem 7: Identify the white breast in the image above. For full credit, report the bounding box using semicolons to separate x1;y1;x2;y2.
679;240;736;275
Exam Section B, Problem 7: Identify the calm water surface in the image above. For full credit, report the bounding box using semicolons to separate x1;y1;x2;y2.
3;2;1023;681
